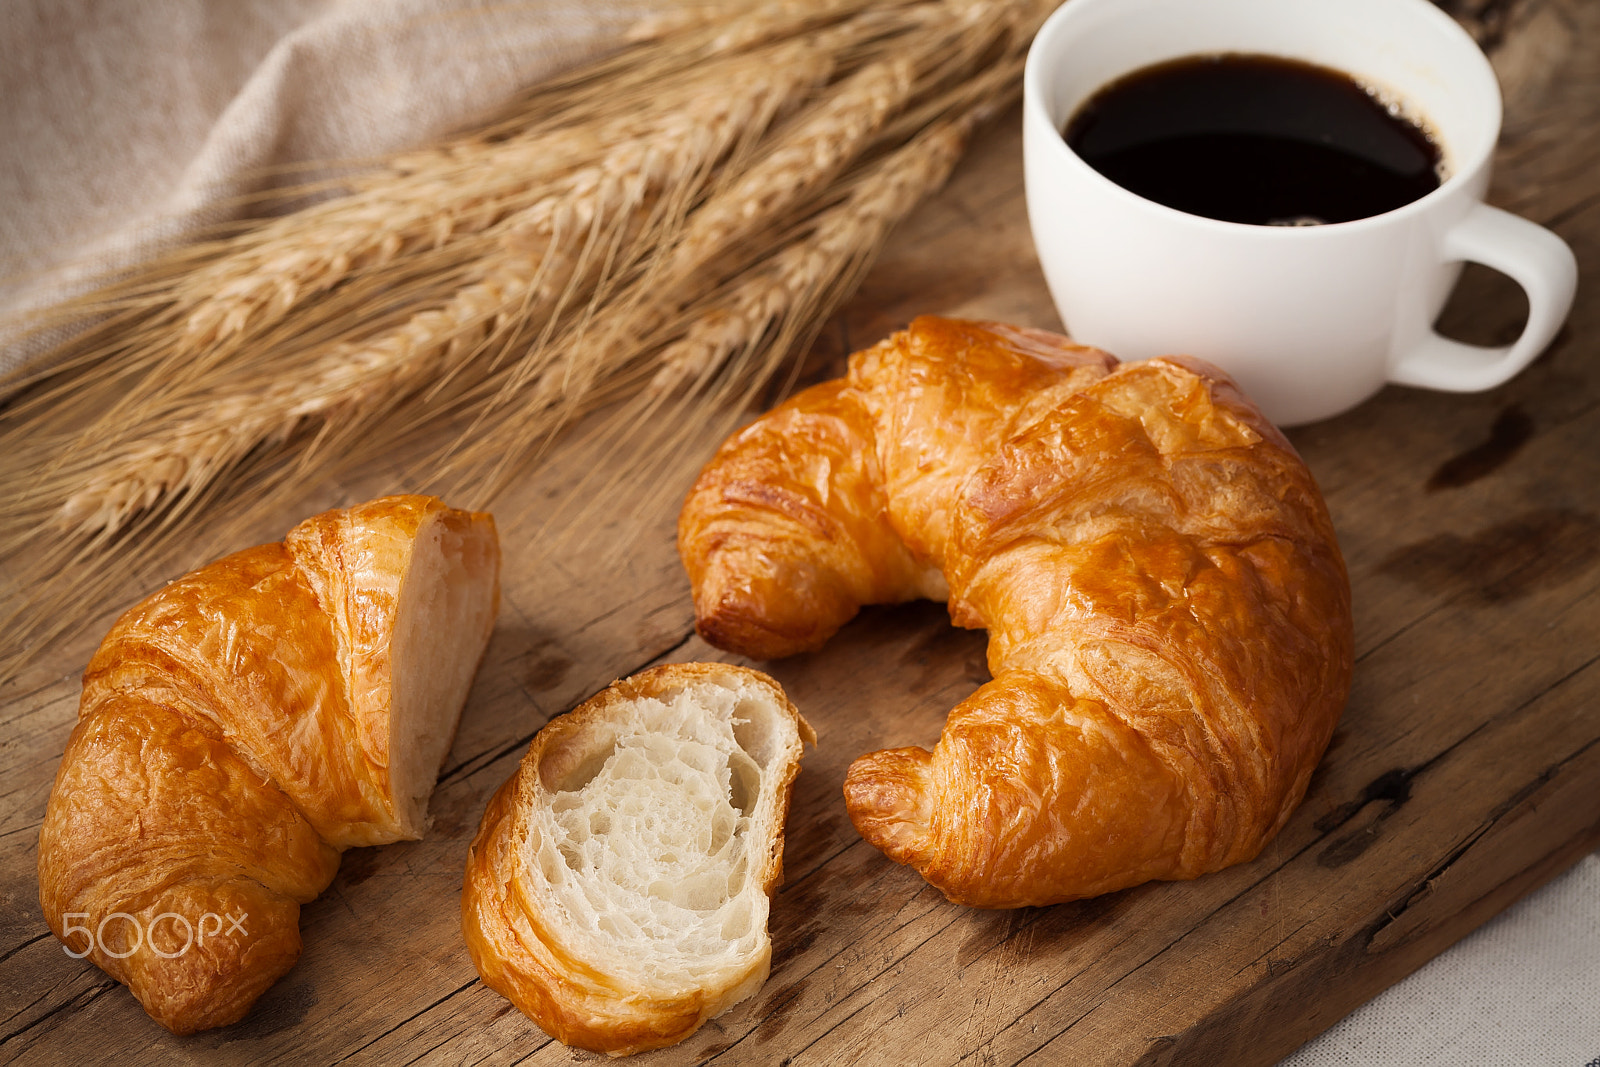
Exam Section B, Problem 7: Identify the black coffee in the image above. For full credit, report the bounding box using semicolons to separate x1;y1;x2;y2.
1063;53;1443;226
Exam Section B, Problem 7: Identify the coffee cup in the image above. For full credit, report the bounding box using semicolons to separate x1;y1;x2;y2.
1022;0;1578;426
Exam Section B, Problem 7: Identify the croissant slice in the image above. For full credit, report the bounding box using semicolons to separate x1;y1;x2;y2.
678;317;1352;908
462;664;813;1056
38;494;500;1032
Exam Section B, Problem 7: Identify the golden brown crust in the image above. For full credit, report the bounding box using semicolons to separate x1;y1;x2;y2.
677;316;1353;907
461;663;812;1057
38;494;500;1032
678;380;937;660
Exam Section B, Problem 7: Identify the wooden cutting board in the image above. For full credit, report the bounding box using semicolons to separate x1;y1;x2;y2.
3;1;1598;1062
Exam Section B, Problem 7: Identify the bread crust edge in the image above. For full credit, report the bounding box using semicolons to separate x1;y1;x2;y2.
461;662;812;1056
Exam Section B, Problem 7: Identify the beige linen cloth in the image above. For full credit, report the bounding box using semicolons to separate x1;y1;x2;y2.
1;4;1595;1064
1283;853;1600;1066
0;0;657;375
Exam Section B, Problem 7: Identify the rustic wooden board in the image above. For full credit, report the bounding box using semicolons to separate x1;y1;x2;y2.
4;1;1599;1062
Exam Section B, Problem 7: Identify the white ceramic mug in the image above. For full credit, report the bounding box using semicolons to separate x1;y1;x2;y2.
1022;0;1578;426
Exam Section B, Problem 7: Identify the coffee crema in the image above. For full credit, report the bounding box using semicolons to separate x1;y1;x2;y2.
1062;54;1444;227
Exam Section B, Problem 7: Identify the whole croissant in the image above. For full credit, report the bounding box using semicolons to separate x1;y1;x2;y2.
37;495;499;1033
678;317;1352;907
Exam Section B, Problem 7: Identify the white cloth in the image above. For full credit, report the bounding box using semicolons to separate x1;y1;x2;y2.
0;0;654;373
1283;853;1600;1066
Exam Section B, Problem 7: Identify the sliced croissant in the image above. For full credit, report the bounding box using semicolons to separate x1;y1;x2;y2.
462;663;813;1056
38;495;500;1033
678;316;1352;907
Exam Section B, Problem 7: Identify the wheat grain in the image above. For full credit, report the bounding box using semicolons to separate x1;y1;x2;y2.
705;0;884;53
660;57;915;285
651;121;969;395
44;1;1041;537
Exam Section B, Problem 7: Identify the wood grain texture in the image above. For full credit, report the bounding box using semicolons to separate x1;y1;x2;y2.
3;0;1598;1062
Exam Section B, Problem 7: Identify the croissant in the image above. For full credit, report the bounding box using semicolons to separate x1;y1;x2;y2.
37;494;500;1033
461;663;812;1056
678;316;1352;907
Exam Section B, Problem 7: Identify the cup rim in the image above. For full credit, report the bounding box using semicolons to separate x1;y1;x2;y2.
1022;0;1504;237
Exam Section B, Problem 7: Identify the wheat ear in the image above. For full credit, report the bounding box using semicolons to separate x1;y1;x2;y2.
655;122;970;395
173;0;890;350
491;119;975;545
48;43;831;539
460;0;1019;443
0;0;1053;680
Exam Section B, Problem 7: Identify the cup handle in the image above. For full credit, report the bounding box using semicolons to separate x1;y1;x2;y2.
1389;202;1577;392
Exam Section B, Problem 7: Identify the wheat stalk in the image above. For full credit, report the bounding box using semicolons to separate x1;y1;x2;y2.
167;0;897;351
656;57;915;289
175;41;827;352
521;119;977;542
438;107;980;514
456;0;1039;437
467;52;921;428
49;42;831;540
654;123;970;396
0;0;1058;677
38;33;930;542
